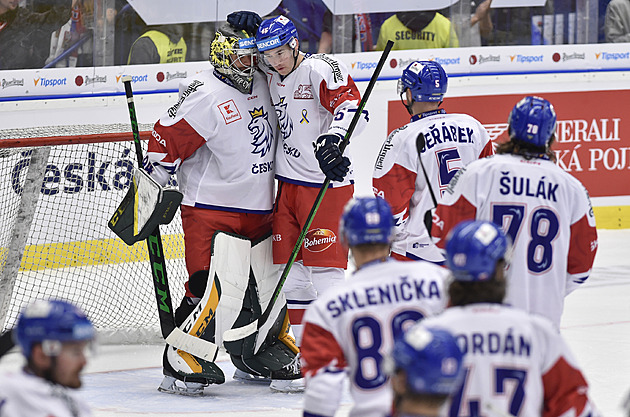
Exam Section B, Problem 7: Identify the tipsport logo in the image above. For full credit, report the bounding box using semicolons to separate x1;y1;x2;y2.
351;61;378;71
33;77;67;87
115;74;149;83
509;54;543;63
595;52;630;61
389;56;460;69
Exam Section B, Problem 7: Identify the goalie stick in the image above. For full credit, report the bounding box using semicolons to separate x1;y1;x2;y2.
415;133;439;236
119;77;219;360
224;40;395;342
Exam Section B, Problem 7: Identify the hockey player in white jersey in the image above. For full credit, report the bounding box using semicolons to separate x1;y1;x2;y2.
373;60;494;264
300;197;449;417
143;22;300;395
234;12;368;381
433;96;598;327
383;326;464;417
0;299;94;417
418;220;600;417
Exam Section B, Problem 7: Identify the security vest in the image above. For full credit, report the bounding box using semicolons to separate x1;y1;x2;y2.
134;30;187;63
376;13;459;50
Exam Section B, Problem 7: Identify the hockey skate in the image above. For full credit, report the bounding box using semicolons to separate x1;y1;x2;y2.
269;377;305;393
269;352;304;393
158;344;225;396
233;368;271;383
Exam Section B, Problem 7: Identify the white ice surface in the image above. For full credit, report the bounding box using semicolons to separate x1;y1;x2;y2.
1;229;629;417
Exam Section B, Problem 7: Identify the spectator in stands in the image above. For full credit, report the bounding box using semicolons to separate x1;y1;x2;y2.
127;24;187;65
0;0;77;70
452;0;493;47
277;0;330;54
375;10;459;50
605;0;630;42
277;2;391;53
0;299;95;416
45;0;94;67
471;0;493;38
482;3;551;46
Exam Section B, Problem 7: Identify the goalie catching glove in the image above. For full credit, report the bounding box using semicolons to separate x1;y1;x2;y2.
108;168;182;245
313;133;351;182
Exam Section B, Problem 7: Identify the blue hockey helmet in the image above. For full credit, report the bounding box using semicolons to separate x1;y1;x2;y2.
14;299;94;357
255;15;299;52
397;60;448;103
508;96;557;148
388;325;464;395
445;220;510;282
339;196;395;246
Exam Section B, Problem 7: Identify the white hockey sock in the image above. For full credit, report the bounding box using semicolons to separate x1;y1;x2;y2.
287;299;313;346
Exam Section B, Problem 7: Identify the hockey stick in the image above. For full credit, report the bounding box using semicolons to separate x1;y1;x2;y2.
225;41;395;341
415;133;439;236
0;329;14;359
119;77;219;360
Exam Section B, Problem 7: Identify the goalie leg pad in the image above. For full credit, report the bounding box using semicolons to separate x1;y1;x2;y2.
228;304;301;380
210;232;253;347
163;268;223;386
162;344;225;386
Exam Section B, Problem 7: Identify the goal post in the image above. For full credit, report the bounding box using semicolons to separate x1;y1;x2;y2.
0;124;188;343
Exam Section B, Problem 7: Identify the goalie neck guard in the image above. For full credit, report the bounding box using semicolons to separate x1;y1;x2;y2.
210;24;257;94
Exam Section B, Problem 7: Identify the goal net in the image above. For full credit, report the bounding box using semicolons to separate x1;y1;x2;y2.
0;124;188;343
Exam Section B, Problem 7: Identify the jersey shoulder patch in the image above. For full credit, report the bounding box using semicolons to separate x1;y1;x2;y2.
305;54;348;85
166;78;210;119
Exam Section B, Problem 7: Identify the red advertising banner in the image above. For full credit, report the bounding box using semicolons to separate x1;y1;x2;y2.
388;90;630;198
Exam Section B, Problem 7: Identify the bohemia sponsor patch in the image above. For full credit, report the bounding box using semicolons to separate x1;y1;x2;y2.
218;99;242;124
304;228;337;252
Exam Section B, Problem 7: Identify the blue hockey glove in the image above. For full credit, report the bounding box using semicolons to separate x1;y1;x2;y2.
313;134;351;182
227;11;262;34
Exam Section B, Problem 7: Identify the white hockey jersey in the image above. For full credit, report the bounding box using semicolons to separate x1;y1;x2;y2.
263;53;366;188
433;153;598;326
373;111;494;262
145;68;278;213
0;370;92;417
419;304;600;417
300;258;449;417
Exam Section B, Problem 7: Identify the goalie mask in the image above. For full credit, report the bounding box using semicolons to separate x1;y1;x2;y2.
210;24;257;94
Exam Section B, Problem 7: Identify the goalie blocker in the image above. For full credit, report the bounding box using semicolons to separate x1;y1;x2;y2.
108;168;182;246
161;232;301;395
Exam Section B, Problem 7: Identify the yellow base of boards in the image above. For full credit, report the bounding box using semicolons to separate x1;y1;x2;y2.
10;206;629;273
593;206;630;229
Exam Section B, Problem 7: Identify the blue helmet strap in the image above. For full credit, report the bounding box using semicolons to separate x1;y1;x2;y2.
279;41;301;81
